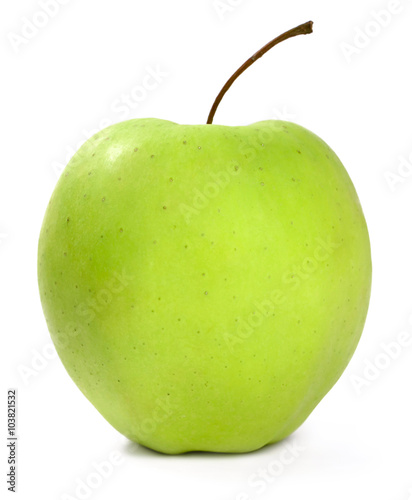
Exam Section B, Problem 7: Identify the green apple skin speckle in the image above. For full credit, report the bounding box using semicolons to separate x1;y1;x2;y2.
38;118;371;454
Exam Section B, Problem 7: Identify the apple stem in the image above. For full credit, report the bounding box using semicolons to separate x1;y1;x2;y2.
206;21;314;125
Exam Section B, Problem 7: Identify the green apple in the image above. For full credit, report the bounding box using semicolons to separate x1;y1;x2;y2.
37;22;371;454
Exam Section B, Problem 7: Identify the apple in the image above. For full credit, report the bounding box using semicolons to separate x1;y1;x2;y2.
37;22;371;454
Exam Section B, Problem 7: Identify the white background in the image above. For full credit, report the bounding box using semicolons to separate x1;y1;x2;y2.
1;0;412;499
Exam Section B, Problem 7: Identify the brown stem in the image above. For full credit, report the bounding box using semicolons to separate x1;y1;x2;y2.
206;21;313;125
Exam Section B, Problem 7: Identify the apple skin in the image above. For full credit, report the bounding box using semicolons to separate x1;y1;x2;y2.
38;118;371;454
